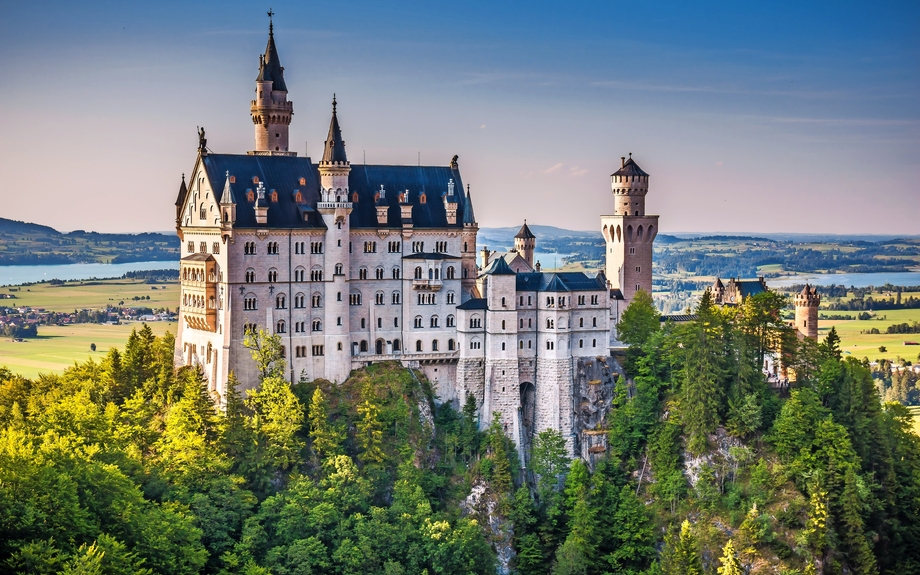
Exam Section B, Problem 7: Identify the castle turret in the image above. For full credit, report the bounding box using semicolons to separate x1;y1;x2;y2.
795;284;820;339
219;171;236;241
316;96;353;382
600;154;659;308
514;220;536;269
249;14;295;156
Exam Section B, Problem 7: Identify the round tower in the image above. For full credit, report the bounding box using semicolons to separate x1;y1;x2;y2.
600;154;658;308
514;220;536;269
249;14;295;155
794;284;820;339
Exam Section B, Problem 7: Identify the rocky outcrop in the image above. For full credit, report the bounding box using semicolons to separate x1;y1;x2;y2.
573;355;623;467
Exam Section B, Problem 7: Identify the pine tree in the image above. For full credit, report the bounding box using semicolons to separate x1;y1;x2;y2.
661;520;702;575
308;387;342;459
716;539;744;575
819;326;842;361
356;382;385;464
681;291;723;455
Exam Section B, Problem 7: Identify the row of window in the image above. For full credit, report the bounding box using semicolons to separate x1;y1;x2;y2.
241;240;463;256
187;241;221;255
468;338;598;351
240;289;458;310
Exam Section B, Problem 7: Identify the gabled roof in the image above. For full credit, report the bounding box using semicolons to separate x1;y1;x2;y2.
712;277;724;289
256;21;287;92
730;278;767;298
611;156;649;177
321;97;348;164
201;154;473;229
515;221;535;239
181;253;215;263
544;275;570;292
483;256;516;275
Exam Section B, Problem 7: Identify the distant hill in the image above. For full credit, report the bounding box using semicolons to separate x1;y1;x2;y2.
0;217;60;236
0;217;178;266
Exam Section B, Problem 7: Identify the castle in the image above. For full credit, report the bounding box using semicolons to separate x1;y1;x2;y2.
174;19;658;456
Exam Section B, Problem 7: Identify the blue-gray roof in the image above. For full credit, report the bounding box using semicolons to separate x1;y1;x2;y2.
515;272;606;292
199;154;473;230
483;256;516;275
457;298;487;310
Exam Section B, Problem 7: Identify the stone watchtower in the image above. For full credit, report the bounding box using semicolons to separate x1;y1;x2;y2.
794;284;820;339
249;15;295;156
514;221;536;269
600;154;658;308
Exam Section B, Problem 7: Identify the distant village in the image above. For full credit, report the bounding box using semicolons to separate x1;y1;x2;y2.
0;291;176;340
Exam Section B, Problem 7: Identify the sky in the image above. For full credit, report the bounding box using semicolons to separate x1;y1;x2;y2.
0;0;917;235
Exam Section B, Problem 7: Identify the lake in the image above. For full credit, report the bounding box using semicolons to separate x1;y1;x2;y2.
0;261;179;286
768;271;920;289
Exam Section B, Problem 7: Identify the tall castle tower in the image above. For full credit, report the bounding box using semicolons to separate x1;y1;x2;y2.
600;154;658;308
794;284;820;339
249;14;295;156
317;96;353;382
514;221;536;269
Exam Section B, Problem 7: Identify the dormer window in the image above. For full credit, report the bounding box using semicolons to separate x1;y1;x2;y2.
270;191;278;202
294;191;303;203
229;176;236;183
252;176;259;184
299;177;306;185
352;192;359;203
419;192;427;204
247;190;255;202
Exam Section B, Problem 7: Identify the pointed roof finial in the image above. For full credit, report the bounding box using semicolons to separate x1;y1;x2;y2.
321;95;347;164
267;8;274;33
332;93;337;114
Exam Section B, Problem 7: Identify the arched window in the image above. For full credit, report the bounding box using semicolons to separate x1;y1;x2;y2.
393;339;401;352
268;269;278;283
392;291;401;305
392;267;401;279
276;320;286;333
446;291;455;305
312;293;322;308
244;294;258;310
415;267;423;280
416;340;423;352
245;269;255;283
360;340;368;352
311;268;323;282
448;339;455;351
312;319;322;332
501;342;506;350
359;267;368;280
432;340;439;351
430;316;439;328
375;267;384;280
446;315;455;327
446;266;455;279
501;320;506;330
275;294;286;309
375;291;385;305
335;263;344;276
414;316;423;328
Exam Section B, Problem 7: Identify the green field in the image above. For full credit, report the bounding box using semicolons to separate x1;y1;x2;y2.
4;279;179;311
0;322;175;379
820;308;920;362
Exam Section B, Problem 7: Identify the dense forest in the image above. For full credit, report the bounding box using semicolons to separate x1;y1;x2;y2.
1;290;919;574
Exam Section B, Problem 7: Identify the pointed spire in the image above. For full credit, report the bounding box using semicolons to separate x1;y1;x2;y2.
515;220;535;239
175;173;187;207
220;171;236;205
462;183;476;225
321;95;348;164
256;10;287;92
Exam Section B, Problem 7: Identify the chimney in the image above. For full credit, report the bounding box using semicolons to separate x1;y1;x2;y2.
480;246;490;268
535;261;541;272
621;156;626;168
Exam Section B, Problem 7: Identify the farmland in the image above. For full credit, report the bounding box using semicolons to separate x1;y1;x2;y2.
0;321;174;379
4;279;179;312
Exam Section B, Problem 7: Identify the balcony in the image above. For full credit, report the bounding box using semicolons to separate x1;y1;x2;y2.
412;279;443;291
